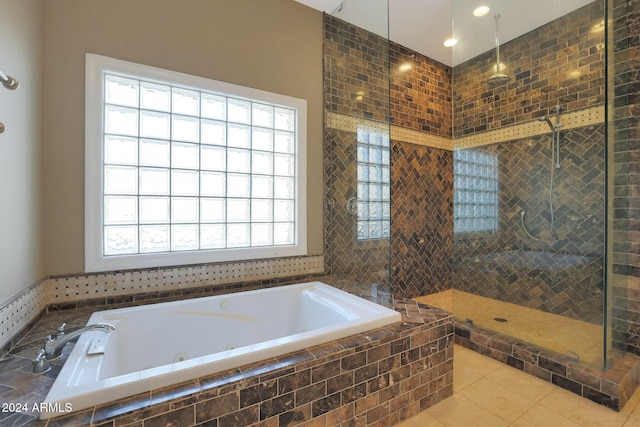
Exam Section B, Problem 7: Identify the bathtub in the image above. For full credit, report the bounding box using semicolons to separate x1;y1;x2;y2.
40;281;401;419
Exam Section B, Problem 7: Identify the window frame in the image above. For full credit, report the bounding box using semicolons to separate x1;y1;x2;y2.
85;53;307;273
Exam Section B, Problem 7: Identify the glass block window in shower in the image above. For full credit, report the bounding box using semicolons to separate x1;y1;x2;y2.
356;127;390;240
454;149;499;233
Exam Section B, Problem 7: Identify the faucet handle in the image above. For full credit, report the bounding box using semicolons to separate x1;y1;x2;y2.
32;349;51;375
57;323;66;337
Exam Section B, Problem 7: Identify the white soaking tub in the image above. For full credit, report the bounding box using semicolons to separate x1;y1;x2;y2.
40;281;401;419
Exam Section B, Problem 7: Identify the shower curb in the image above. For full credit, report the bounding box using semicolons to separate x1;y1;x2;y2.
454;320;640;412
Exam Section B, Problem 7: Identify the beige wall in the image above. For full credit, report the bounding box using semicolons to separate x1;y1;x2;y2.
43;0;324;275
0;0;44;302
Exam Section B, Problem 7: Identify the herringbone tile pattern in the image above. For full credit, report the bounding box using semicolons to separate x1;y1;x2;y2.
453;125;605;324
324;128;391;290
391;141;453;299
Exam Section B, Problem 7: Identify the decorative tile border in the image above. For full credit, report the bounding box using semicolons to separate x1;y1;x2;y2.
0;282;48;353
455;105;605;149
326;112;454;151
0;255;324;350
328;106;604;152
45;255;324;305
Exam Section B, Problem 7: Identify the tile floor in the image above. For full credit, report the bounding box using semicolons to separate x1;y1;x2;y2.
397;345;640;427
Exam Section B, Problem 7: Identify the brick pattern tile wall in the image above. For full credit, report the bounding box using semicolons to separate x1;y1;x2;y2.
390;42;452;138
610;0;640;354
324;15;390;123
453;1;605;137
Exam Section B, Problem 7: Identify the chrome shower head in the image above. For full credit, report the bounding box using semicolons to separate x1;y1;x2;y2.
487;15;510;87
487;73;510;87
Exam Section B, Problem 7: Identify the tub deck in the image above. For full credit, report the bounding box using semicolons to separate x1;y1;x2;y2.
0;278;453;426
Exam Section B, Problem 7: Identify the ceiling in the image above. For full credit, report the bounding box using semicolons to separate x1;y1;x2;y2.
295;0;596;66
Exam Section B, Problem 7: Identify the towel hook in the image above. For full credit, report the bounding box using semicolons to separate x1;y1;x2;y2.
0;69;19;91
0;68;19;134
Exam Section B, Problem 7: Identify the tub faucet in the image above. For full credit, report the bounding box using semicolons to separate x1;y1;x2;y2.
44;322;115;360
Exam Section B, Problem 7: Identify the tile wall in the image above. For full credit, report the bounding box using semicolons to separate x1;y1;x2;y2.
453;124;605;323
611;0;640;355
453;1;605;137
324;14;454;300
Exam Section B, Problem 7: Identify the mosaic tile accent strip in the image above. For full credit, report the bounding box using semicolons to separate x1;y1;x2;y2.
0;282;48;351
44;255;324;305
455;320;640;412
391;141;453;299
453;125;605;324
0;255;324;352
326;112;453;151
453;1;605;138
455;105;604;149
0;279;453;426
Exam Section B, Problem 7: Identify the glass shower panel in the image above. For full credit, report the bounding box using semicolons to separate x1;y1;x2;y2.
452;0;608;369
324;0;392;292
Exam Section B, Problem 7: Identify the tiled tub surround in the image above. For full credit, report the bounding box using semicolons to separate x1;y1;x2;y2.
40;282;401;418
0;279;453;426
454;320;640;412
0;255;325;353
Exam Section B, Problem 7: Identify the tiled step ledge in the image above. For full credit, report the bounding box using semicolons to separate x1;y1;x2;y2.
0;255;324;355
454;319;640;412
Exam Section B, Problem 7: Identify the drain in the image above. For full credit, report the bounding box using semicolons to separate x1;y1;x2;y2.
493;317;508;323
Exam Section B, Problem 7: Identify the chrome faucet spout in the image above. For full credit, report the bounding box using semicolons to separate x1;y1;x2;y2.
44;323;115;360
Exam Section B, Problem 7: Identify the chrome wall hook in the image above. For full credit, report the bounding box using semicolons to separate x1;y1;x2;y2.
0;68;19;134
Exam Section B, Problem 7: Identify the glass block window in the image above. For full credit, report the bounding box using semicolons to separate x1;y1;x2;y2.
356;127;391;240
454;149;499;233
85;54;307;272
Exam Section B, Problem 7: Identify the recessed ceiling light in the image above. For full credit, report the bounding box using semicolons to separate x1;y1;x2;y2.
443;38;458;47
473;6;490;17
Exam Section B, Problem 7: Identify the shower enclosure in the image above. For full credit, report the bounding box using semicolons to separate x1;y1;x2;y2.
451;0;611;369
322;0;630;372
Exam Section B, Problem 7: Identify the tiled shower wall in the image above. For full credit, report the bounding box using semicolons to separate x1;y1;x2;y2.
453;1;605;137
324;14;454;299
453;125;605;323
611;0;640;355
452;2;607;324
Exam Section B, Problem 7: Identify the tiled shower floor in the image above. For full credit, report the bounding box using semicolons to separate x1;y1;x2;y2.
413;290;603;367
